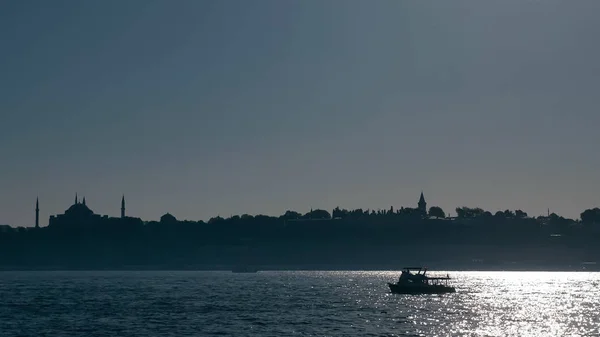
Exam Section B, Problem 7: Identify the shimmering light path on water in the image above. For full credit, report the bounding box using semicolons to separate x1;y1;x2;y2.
0;271;598;336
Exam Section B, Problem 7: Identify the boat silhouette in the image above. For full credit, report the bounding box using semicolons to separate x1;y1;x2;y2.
388;267;455;294
231;266;259;273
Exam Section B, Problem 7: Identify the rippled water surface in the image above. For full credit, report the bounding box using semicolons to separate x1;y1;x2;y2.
1;271;599;336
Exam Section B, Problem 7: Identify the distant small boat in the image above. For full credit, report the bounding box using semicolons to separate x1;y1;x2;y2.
231;266;259;273
388;267;455;294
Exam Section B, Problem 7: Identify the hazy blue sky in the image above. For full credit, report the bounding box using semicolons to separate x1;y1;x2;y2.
1;0;599;226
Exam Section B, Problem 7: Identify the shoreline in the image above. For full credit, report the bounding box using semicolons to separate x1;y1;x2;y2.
1;265;598;272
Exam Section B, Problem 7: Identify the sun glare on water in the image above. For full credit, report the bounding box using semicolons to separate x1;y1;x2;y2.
443;271;600;336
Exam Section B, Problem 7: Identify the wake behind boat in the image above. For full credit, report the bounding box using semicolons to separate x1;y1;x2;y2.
388;267;455;294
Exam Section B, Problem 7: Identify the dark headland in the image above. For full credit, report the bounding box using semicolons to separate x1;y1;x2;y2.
2;193;600;271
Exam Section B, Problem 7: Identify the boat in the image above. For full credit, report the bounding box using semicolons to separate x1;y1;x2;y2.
231;266;259;273
388;267;455;294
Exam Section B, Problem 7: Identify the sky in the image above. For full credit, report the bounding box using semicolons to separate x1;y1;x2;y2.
1;0;600;226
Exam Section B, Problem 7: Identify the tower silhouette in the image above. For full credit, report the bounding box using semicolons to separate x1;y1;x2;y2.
418;192;427;214
121;195;125;218
35;197;39;228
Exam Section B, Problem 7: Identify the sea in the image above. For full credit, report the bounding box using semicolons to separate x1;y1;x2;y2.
0;271;598;336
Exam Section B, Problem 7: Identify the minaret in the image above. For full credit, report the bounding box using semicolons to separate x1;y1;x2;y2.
35;197;39;228
75;193;78;204
121;195;125;218
82;197;86;206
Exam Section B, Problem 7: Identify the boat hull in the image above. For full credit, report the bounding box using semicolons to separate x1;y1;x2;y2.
388;283;455;294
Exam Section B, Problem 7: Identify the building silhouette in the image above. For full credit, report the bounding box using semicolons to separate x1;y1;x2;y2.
160;213;177;225
47;194;141;228
418;192;427;215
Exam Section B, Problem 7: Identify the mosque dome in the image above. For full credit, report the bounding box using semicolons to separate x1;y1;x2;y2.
65;202;94;216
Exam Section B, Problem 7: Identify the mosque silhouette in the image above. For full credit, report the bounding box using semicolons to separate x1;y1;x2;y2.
36;194;142;228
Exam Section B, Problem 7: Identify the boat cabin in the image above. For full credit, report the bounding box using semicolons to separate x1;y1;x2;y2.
398;267;452;286
402;267;427;275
